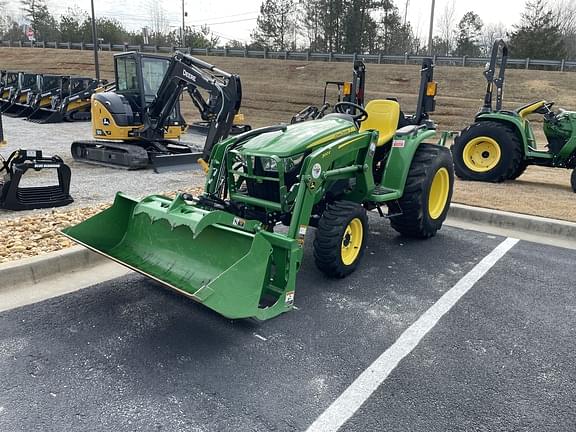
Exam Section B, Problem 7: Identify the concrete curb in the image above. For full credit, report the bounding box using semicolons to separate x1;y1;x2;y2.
448;203;576;240
1;204;574;290
0;246;107;292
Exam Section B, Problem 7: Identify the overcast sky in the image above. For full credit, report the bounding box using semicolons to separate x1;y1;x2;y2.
4;0;529;44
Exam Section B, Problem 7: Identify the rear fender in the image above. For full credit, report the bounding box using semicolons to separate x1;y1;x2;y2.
380;128;437;194
474;112;530;151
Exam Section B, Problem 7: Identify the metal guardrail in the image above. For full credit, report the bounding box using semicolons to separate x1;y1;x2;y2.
1;40;575;72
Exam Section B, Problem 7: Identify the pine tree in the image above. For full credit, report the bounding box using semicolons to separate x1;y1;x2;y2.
302;0;325;51
454;11;483;56
251;0;295;50
21;0;59;41
509;0;566;59
377;1;413;55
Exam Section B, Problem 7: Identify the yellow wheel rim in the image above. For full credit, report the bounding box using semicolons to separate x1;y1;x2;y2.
341;218;363;266
462;136;502;172
428;167;450;220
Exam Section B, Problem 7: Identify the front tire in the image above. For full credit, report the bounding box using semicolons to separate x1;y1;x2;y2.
390;144;454;238
313;201;368;278
571;169;576;193
452;121;524;182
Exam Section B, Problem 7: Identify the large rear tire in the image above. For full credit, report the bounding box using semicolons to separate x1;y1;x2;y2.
314;201;368;278
571;169;576;193
507;161;528;180
390;144;454;238
452;121;524;182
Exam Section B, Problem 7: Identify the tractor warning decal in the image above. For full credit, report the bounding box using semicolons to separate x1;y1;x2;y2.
233;217;246;228
392;140;405;148
285;291;295;306
298;225;307;248
369;142;376;155
312;163;322;178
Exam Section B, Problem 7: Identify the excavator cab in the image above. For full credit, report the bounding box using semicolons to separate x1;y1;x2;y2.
91;52;183;140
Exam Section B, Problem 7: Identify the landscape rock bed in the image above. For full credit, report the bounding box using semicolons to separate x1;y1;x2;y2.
0;187;203;264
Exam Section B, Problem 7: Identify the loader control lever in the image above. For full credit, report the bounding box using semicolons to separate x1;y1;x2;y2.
537;102;559;125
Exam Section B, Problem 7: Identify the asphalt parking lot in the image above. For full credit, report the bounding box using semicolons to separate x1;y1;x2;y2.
0;216;575;431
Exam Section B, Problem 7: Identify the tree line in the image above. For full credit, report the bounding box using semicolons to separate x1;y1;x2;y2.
251;0;573;59
0;0;574;60
0;0;218;48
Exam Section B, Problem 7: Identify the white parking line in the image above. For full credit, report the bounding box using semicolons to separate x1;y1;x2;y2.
306;237;519;432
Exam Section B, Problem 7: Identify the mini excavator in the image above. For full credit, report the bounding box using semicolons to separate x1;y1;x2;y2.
71;51;243;172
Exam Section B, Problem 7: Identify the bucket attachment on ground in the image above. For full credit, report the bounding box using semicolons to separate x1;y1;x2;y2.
2;98;30;117
3;100;33;118
62;193;299;320
27;106;64;124
0;150;73;210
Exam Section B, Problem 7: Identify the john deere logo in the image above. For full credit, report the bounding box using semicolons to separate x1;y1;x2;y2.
183;69;197;82
102;118;110;126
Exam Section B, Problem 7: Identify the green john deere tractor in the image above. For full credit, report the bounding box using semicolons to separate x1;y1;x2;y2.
452;39;576;191
62;58;454;321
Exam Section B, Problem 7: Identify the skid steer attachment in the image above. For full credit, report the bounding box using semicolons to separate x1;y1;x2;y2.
0;150;73;210
2;73;37;116
27;77;112;124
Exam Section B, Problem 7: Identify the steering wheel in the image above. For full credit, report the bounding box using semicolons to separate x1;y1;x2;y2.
333;102;368;123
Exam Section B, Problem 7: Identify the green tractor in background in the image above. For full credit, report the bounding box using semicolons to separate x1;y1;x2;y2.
452;39;576;192
62;58;454;321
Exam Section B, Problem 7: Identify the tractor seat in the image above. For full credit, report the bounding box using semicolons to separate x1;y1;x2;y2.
360;99;401;146
516;100;546;119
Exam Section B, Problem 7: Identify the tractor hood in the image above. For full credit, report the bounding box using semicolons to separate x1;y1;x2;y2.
239;117;356;157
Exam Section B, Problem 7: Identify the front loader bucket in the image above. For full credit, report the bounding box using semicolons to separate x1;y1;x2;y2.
26;108;63;124
1;103;23;116
3;103;32;117
62;193;299;320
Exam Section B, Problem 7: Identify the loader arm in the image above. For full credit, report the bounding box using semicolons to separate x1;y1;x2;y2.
145;51;242;160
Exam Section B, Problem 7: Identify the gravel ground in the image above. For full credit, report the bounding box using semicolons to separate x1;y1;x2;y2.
0;115;206;220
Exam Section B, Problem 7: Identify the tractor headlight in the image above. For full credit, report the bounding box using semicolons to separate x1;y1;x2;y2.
261;157;278;172
284;153;304;172
260;154;305;173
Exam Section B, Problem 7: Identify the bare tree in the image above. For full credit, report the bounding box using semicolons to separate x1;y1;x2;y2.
479;22;509;56
436;0;457;55
0;0;8;30
147;0;168;36
552;0;576;57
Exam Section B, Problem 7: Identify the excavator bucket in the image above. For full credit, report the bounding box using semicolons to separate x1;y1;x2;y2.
61;193;299;320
